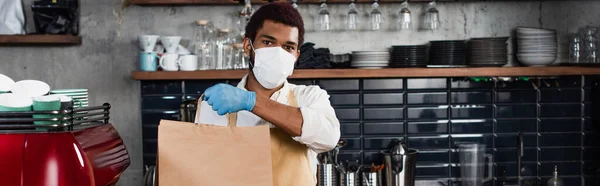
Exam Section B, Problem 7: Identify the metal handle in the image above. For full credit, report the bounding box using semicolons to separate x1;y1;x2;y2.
484;154;493;182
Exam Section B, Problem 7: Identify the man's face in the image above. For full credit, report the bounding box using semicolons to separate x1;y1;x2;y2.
244;20;301;64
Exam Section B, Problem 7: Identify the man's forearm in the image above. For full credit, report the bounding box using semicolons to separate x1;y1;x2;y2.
251;95;303;136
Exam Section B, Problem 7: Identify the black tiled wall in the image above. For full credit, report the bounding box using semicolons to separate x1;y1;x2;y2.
141;76;600;185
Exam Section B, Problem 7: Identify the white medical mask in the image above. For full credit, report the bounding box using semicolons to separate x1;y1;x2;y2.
249;41;297;89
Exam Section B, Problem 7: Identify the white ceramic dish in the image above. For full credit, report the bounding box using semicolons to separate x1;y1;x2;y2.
0;74;15;92
516;27;556;34
518;55;556;66
10;80;50;98
0;93;33;110
50;89;88;94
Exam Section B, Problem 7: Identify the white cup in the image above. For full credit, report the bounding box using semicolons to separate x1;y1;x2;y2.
138;35;159;52
160;36;182;54
178;55;198;71
159;53;179;71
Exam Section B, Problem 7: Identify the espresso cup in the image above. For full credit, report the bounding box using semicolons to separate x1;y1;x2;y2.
160;36;182;54
140;52;159;71
178;55;198;71
32;95;61;125
159;53;179;71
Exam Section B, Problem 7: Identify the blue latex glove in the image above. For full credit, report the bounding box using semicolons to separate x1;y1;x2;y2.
203;83;256;115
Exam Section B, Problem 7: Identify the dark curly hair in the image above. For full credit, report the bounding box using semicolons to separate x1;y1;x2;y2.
245;3;305;46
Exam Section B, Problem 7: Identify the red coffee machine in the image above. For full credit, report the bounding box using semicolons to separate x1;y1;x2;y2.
0;103;130;186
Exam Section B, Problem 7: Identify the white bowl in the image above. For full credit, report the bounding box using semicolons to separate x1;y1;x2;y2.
0;73;15;92
518;56;556;66
10;80;50;98
517;27;556;34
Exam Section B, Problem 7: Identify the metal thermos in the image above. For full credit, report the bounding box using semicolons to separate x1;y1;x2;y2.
180;99;197;122
317;164;338;186
382;140;418;186
340;172;359;186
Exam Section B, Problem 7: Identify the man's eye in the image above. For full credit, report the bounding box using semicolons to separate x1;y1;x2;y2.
263;40;273;46
284;46;294;51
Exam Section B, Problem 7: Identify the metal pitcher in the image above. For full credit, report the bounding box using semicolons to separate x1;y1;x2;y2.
180;99;197;122
317;163;338;186
382;140;418;186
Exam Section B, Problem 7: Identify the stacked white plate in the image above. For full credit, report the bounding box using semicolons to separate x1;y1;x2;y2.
50;89;88;108
351;51;390;69
516;27;557;66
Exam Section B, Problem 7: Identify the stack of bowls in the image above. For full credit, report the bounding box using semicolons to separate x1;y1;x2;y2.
50;89;88;108
351;51;390;69
516;27;557;66
429;40;468;67
468;37;509;67
389;45;428;67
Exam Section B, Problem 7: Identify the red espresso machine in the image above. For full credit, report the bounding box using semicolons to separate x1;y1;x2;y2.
0;103;130;186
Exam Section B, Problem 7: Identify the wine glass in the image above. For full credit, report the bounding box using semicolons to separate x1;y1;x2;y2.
423;0;440;30
316;0;331;31
397;0;411;30
347;0;359;30
370;0;382;31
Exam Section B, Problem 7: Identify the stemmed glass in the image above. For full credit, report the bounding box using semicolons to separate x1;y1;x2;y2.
316;0;331;31
423;0;440;30
346;0;359;30
370;0;382;31
397;0;411;30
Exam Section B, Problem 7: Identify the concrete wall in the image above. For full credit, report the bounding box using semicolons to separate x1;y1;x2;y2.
0;1;597;185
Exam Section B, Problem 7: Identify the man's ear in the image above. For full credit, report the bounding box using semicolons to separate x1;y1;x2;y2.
243;38;252;57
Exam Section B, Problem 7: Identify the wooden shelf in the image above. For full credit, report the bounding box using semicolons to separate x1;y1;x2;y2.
130;0;440;5
131;67;600;80
0;35;81;46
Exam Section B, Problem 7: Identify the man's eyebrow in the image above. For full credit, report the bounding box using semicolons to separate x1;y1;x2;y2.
259;35;277;41
285;41;298;46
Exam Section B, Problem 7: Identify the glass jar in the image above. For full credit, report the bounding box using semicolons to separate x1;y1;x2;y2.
216;28;233;70
581;27;598;63
231;43;249;69
193;20;215;70
569;33;582;64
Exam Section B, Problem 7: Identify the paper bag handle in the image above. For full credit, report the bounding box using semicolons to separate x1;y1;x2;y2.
196;94;238;127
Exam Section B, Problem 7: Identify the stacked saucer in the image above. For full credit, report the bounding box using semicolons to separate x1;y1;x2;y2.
50;89;88;108
351;51;390;69
429;40;468;67
516;27;557;66
389;45;428;67
468;37;509;67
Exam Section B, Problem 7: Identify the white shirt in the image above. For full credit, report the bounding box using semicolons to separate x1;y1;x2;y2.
195;75;341;175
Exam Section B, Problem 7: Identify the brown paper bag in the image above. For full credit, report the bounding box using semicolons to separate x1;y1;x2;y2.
158;101;273;186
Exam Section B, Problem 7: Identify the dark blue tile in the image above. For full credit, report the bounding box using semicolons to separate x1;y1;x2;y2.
141;81;182;94
364;93;403;105
540;133;581;147
494;148;537;162
415;165;449;178
584;133;599;147
364;108;403;120
363;137;404;150
407;92;447;105
144;154;157;166
539;76;582;89
583;147;599;161
288;79;313;85
495;90;537;103
584;88;592;102
495;119;537;133
450;162;494;178
363;79;403;90
143;139;157;154
340;138;361;150
338;151;362;164
184;80;224;94
329;94;359;106
585;176;599;186
584;103;593;117
495;80;536;89
451;78;493;89
407;78;447;90
417;150;450;164
451;148;493;164
408;135;449;149
450;92;492;104
495;134;537;148
363;122;404;135
142;95;182;110
495;163;538;177
340;123;361;136
494;179;538;186
319;79;359;90
583;118;595;132
584;75;600;88
183;95;202;101
495;105;537;118
451;134;493;148
141;111;180;124
451;105;493;119
540;89;582;103
451;119;493;134
142;125;158;139
334;108;360;120
407;107;448;120
540;118;581;132
416;179;450;186
363;151;384;164
539;147;581;161
539;162;582;176
408;121;448;134
540;103;581;117
583;162;600;175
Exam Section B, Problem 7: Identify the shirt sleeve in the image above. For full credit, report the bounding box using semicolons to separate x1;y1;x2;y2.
292;85;341;154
